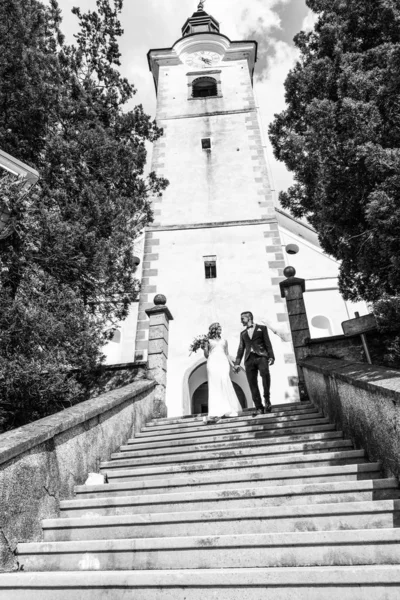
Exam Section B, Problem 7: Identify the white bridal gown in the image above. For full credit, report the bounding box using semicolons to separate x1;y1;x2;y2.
207;338;242;418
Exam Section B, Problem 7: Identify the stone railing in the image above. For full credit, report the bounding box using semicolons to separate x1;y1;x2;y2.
0;379;156;572
279;266;394;395
305;334;366;363
280;266;400;487
0;291;175;572
300;356;400;481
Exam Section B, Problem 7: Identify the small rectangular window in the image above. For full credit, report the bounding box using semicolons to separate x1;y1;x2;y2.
201;138;211;150
204;255;217;279
205;263;217;278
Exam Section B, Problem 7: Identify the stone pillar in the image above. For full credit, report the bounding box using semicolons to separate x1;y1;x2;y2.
279;266;310;401
145;294;174;418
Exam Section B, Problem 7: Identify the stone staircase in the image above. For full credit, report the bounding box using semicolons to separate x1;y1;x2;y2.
2;401;400;598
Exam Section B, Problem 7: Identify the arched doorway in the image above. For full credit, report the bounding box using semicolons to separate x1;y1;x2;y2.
192;381;247;415
183;358;253;415
192;382;208;414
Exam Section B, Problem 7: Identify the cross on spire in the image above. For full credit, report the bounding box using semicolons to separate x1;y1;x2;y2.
198;0;206;10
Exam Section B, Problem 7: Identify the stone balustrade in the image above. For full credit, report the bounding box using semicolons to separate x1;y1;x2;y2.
0;379;156;572
280;267;400;487
300;356;400;481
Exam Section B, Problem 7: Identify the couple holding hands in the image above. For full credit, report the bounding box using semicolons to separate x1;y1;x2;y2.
201;311;275;423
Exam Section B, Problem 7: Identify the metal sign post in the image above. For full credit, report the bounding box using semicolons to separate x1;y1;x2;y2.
341;312;376;365
355;312;372;365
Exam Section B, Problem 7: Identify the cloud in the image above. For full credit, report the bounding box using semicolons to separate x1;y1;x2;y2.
302;8;318;31
256;41;299;125
126;64;156;112
144;0;290;40
254;40;299;197
208;0;291;40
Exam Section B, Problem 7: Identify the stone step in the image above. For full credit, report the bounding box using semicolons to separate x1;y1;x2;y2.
128;416;331;445
147;401;313;426
102;439;354;470
125;421;336;448
117;431;344;459
17;528;400;572
42;498;399;542
104;449;367;482
144;406;319;432
75;462;382;498
3;566;400;599
136;412;325;439
59;479;399;518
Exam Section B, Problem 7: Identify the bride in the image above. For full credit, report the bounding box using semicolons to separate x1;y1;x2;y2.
202;322;242;423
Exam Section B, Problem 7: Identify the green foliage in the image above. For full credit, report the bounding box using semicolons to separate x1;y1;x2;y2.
269;0;400;303
0;0;167;430
373;295;400;366
0;174;25;240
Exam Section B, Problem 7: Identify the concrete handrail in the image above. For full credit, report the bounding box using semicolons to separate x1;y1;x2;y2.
300;356;400;482
0;379;156;572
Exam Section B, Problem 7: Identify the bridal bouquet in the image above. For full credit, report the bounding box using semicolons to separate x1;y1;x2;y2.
189;334;209;355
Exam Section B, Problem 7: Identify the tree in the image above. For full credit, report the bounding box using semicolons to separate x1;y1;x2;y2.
0;0;167;430
0;0;63;165
269;0;400;303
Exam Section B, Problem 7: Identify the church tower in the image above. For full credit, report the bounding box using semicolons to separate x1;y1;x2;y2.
135;2;298;416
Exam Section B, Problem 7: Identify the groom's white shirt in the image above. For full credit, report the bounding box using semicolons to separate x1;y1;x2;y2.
246;324;256;339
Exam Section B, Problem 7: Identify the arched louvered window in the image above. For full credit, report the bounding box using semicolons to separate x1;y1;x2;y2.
192;77;218;98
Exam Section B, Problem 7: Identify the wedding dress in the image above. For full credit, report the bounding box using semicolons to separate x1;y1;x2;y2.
207;338;242;418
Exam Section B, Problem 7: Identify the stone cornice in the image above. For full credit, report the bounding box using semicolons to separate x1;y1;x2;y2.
147;217;277;232
158;107;256;121
147;33;257;91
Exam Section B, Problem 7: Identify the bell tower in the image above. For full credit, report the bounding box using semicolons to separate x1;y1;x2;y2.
135;2;297;416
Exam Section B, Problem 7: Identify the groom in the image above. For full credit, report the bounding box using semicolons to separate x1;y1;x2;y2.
234;311;275;416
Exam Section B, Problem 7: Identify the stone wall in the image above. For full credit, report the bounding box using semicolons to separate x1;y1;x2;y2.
305;331;400;370
305;335;366;363
300;356;400;480
0;380;156;572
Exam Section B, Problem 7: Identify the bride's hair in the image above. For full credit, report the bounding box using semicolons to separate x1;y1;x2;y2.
208;322;221;339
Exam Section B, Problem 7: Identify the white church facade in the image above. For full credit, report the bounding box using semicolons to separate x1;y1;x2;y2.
103;3;367;417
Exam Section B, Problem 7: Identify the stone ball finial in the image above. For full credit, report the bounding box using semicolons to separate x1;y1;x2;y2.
154;294;167;306
284;266;296;279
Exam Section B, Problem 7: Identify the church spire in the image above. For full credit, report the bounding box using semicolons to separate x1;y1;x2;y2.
182;0;220;36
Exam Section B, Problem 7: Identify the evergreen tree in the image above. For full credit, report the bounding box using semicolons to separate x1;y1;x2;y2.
269;0;400;303
0;0;167;429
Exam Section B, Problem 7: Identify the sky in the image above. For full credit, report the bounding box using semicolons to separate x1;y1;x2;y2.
52;0;317;198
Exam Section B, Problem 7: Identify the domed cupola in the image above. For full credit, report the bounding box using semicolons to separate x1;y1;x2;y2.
181;1;220;37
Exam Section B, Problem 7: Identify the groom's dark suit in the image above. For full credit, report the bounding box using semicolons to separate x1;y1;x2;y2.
235;324;274;410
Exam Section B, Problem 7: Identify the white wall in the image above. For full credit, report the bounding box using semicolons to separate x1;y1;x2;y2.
153;224;298;417
102;233;145;364
157;58;254;120
279;228;368;338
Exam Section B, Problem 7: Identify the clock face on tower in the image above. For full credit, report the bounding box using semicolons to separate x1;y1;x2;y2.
184;50;221;69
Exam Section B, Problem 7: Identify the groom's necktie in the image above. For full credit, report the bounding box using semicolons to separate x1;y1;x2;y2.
247;325;254;339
